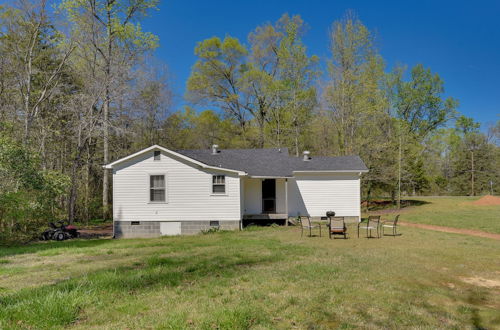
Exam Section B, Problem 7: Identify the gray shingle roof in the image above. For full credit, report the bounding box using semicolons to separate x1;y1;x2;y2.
176;148;367;176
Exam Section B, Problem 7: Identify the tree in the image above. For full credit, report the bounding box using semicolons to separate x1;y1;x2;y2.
271;14;318;156
0;130;69;243
0;0;74;142
323;11;386;156
60;0;159;220
187;36;249;131
321;12;393;207
391;64;458;207
242;14;318;150
188;14;317;152
448;117;498;196
129;60;172;147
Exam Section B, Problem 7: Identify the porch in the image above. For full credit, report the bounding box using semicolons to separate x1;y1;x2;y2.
241;177;293;226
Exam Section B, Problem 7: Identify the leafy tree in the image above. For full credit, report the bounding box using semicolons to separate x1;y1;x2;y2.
448;117;498;195
243;14;318;152
0;131;69;244
188;14;317;152
390;64;458;206
323;11;387;156
320;12;393;206
186;36;250;137
271;14;318;156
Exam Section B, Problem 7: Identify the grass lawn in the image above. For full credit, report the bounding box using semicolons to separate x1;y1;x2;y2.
377;196;500;234
1;218;499;329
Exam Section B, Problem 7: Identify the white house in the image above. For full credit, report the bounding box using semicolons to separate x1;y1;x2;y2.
105;145;368;238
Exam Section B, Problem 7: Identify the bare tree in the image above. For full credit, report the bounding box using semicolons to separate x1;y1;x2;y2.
1;0;74;142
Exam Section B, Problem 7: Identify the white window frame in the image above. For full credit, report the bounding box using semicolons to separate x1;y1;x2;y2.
148;173;168;203
211;174;227;195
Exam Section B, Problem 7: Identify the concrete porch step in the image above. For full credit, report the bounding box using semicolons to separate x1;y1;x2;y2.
243;213;288;220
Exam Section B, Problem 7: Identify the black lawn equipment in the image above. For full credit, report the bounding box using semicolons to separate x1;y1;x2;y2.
40;220;80;241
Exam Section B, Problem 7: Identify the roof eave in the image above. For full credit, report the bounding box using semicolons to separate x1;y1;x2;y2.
247;175;294;179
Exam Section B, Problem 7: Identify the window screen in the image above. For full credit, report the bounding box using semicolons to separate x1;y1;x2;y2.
150;175;165;202
212;175;225;194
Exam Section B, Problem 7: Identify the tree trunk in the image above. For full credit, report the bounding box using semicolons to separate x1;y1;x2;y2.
85;140;91;225
397;134;402;209
102;4;113;221
366;183;372;212
68;163;79;223
258;119;265;148
102;96;110;220
471;150;475;196
294;121;299;157
68;149;83;223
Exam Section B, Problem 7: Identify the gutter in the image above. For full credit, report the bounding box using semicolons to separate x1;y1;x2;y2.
293;170;369;174
248;175;294;179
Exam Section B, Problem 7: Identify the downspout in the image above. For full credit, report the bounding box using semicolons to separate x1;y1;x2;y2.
112;168;116;238
285;178;288;226
240;177;244;231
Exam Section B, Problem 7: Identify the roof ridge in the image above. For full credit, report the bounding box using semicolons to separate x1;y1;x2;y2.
176;147;288;152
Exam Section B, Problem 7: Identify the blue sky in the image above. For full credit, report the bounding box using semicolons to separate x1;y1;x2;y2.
138;0;500;128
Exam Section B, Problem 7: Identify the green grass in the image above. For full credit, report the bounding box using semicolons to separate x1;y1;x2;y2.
379;196;500;234
1;223;499;329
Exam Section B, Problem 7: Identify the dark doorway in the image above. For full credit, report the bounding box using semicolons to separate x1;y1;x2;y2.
262;179;276;213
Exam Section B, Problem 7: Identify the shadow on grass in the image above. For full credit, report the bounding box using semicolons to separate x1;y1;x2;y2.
364;199;431;212
0;239;114;258
466;290;491;330
0;238;300;329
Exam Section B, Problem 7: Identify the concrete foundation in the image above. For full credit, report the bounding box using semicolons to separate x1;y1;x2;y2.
114;220;241;238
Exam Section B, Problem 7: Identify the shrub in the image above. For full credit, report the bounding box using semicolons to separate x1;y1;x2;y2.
0;135;69;245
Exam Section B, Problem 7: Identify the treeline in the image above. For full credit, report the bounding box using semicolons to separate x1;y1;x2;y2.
0;1;498;242
183;13;499;203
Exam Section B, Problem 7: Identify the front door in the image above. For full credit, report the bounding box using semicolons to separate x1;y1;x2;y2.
262;179;276;213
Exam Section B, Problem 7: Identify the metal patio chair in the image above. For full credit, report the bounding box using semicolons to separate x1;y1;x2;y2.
382;215;400;237
300;216;322;237
357;215;381;238
327;216;348;239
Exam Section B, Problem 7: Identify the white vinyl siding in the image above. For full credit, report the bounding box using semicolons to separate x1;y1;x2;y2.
242;178;261;214
113;151;241;222
275;179;287;214
289;173;361;218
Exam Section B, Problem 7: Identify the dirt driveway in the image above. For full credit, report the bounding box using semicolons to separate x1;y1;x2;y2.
399;222;500;240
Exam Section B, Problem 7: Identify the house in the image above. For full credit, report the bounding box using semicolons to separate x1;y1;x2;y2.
105;145;368;238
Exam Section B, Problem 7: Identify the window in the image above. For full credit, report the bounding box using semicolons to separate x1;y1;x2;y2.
153;150;161;160
150;175;165;202
131;221;140;226
210;221;220;227
212;175;225;194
